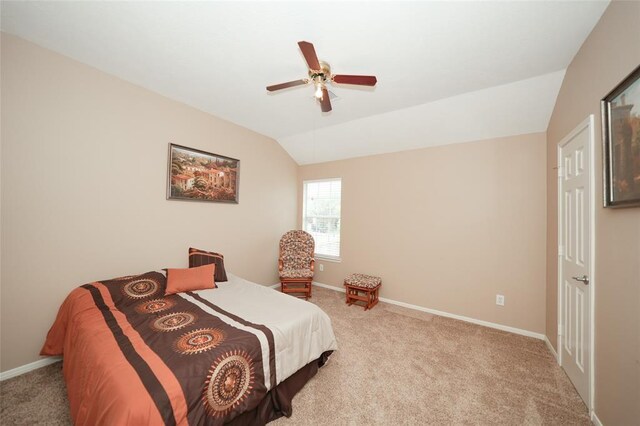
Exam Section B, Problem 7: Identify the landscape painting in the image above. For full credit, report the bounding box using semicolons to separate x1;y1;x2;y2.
167;143;239;203
602;65;640;207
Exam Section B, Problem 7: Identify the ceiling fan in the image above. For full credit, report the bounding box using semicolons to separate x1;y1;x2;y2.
266;41;377;113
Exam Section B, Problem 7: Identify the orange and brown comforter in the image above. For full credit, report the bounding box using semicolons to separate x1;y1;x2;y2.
41;271;278;425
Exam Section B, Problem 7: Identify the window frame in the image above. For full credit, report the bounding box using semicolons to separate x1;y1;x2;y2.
302;178;342;262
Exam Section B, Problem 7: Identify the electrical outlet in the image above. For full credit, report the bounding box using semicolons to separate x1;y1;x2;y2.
496;294;505;306
319;264;324;272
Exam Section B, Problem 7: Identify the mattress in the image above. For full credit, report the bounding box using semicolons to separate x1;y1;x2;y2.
41;271;337;425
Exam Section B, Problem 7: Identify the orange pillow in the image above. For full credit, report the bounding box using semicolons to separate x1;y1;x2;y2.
165;264;216;295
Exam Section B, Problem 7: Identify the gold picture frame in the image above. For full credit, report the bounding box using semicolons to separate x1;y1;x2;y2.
167;143;239;203
601;65;640;208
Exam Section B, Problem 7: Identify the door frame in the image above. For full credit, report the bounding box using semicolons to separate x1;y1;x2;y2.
556;114;596;413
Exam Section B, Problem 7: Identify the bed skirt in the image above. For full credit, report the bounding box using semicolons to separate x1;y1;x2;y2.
229;351;333;425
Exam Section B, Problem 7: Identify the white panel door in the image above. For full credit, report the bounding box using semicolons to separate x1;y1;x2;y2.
559;124;591;406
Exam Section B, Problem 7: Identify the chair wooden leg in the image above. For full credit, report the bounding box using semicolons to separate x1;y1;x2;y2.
281;279;313;300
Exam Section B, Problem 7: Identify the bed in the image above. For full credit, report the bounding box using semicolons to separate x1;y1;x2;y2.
41;271;338;425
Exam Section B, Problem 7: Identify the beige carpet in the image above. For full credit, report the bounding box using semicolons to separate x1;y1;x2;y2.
0;287;590;425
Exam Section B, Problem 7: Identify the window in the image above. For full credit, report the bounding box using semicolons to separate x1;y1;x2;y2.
302;178;342;260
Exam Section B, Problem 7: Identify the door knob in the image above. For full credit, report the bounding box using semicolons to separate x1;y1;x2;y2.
572;275;589;285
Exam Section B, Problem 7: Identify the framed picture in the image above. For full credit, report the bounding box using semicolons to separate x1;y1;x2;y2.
167;143;240;203
601;65;640;208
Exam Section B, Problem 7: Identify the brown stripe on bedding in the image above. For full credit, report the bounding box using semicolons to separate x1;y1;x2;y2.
187;291;277;389
93;283;190;426
98;272;268;424
81;284;177;426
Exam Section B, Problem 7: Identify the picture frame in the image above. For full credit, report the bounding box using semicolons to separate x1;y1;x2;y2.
167;143;240;203
601;65;640;208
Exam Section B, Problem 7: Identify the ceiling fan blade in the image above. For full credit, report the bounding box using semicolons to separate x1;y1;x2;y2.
332;74;377;86
266;79;308;92
320;87;332;112
298;41;321;71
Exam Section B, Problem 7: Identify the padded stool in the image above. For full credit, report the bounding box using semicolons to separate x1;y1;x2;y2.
344;273;382;311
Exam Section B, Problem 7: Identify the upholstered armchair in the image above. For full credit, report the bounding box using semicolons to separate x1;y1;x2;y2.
278;230;315;299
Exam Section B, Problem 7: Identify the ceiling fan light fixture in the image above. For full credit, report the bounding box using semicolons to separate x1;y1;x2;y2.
314;82;324;99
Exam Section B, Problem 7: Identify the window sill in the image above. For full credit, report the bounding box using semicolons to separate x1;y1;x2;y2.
314;255;342;263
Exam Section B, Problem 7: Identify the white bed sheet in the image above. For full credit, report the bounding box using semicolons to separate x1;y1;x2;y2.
191;273;338;386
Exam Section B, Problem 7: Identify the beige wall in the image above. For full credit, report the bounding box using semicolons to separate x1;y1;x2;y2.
0;34;298;372
545;1;640;424
299;133;547;334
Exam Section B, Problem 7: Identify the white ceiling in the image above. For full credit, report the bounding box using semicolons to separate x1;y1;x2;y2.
281;70;566;164
1;1;609;164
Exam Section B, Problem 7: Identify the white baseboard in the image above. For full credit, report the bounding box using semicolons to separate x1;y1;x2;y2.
591;411;603;426
312;281;545;340
0;356;62;381
545;336;559;362
313;281;346;293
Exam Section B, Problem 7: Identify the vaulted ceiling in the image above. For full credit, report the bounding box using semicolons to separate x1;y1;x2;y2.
1;1;609;164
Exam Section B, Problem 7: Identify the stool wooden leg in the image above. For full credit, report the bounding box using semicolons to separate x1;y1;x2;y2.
344;284;382;310
344;280;382;311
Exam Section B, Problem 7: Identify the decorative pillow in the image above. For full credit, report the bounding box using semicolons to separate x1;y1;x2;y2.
165;264;216;295
189;247;228;282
